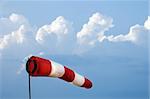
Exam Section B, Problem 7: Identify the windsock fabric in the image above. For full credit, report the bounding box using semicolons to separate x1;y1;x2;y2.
26;56;92;89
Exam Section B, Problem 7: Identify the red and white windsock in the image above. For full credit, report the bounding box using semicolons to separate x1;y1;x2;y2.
26;56;92;89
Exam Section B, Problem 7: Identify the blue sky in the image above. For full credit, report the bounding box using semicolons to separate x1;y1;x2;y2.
0;0;149;99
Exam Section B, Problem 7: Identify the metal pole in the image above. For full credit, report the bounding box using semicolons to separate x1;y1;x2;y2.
28;74;31;99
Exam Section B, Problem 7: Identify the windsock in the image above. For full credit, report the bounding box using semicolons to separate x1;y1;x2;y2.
26;56;92;89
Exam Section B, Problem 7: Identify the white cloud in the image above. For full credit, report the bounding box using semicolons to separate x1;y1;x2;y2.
0;13;33;50
36;16;74;54
0;14;74;58
0;13;149;74
77;12;113;46
9;13;28;24
144;16;150;30
0;13;38;60
106;16;150;45
0;25;27;50
36;16;73;43
0;13;30;35
77;14;149;47
75;14;149;54
0;13;149;57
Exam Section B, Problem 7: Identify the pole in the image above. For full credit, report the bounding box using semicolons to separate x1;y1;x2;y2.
28;74;31;99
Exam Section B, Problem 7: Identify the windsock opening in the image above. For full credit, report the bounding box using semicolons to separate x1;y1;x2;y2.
26;56;52;76
26;57;38;75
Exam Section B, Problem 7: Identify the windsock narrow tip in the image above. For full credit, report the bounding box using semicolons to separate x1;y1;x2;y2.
81;78;92;89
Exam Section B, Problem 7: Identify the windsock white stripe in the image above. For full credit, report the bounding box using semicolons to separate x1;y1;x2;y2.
49;60;65;77
72;72;85;86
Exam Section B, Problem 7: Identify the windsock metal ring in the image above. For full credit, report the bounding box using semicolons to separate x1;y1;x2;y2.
26;56;92;89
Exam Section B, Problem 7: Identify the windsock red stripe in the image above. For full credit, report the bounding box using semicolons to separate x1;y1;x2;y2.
81;78;92;89
38;58;51;76
59;66;75;82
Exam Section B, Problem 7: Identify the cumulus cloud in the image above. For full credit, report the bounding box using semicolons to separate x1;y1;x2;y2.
0;25;27;50
0;12;149;74
75;14;149;54
0;13;39;60
36;16;73;43
77;12;113;46
0;13;149;57
144;16;150;30
77;13;149;47
0;14;74;58
0;13;30;35
36;16;74;54
106;16;150;45
0;13;32;50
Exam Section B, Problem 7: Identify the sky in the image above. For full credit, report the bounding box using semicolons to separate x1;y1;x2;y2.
0;0;150;99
